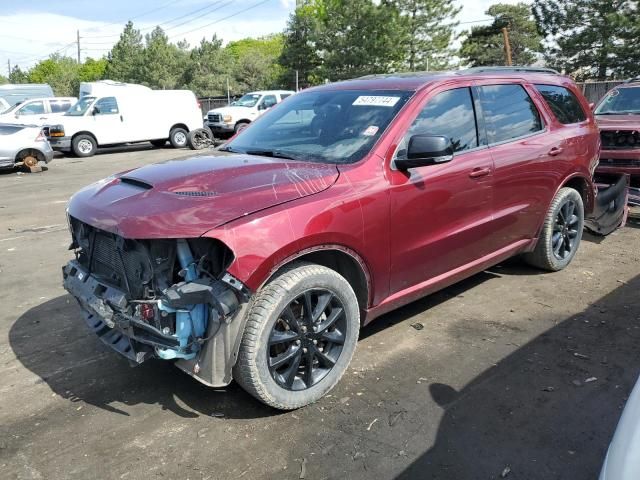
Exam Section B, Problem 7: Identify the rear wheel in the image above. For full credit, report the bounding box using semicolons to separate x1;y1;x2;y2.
169;127;188;148
72;134;97;158
524;187;584;271
234;263;360;410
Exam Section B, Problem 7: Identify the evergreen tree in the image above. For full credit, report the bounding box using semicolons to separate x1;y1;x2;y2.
279;5;322;88
105;21;144;82
533;0;640;79
460;3;542;67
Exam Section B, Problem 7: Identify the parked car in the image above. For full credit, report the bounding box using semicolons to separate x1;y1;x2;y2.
0;98;10;114
64;68;613;410
594;78;640;183
0;83;54;109
0;123;53;170
0;97;77;125
204;90;294;135
600;374;640;480
46;80;203;157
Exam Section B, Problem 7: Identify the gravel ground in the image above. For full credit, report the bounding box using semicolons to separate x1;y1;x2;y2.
0;146;639;480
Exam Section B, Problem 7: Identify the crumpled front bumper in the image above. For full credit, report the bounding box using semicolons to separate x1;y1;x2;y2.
62;260;179;364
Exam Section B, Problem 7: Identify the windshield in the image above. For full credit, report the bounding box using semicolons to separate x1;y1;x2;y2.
224;89;413;164
595;87;640;115
65;96;96;116
232;93;262;108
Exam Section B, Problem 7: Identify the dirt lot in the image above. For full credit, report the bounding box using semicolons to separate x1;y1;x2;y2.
1;147;639;480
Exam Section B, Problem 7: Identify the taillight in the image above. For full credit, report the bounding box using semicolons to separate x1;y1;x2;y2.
35;130;45;142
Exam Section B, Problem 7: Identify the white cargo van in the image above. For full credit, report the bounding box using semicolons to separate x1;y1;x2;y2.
47;81;203;157
0;84;54;109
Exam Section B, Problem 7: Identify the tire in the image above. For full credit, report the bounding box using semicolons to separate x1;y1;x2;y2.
186;128;213;150
169;127;188;148
150;139;166;147
524;187;584;271
234;121;249;134
234;262;360;410
71;134;97;158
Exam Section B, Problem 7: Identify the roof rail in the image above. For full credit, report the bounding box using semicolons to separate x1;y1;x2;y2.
462;66;560;75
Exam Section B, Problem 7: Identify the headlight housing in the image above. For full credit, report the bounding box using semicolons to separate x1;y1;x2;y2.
223;115;232;123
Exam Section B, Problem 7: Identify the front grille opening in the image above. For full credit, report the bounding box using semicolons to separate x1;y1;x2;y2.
601;130;640;149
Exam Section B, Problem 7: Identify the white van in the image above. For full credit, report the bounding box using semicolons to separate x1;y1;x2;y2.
0;84;54;109
47;81;203;157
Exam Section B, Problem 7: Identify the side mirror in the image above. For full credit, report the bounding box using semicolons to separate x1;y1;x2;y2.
395;134;454;170
589;102;595;111
92;106;100;115
257;103;266;111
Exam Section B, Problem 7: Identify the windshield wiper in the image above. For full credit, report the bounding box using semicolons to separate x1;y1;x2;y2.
244;149;297;160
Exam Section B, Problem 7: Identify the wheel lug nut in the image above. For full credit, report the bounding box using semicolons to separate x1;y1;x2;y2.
313;339;317;345
295;340;301;346
303;347;308;353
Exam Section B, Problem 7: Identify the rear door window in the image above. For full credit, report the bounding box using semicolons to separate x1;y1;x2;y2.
397;87;479;158
50;100;72;113
479;85;543;144
535;84;586;124
261;95;278;109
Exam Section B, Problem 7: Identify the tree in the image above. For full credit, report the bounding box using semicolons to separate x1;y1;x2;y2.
78;58;107;82
105;21;144;82
460;3;542;67
27;55;80;96
0;75;7;85
181;36;235;97
140;27;186;89
533;0;640;80
391;0;461;71
280;5;322;88
312;0;405;81
226;35;284;91
8;66;28;84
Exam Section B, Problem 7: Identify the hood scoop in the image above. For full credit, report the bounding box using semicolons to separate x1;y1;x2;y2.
120;177;153;190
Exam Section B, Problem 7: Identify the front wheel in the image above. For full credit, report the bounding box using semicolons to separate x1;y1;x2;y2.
72;134;97;157
524;187;584;271
234;263;360;410
169;127;188;148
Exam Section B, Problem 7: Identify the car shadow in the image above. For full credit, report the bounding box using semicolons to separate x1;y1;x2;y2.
9;295;276;420
396;275;640;479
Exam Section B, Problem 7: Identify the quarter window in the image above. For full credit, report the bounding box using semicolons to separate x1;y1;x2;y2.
398;87;479;158
50;100;72;113
94;97;119;115
261;95;277;109
479;85;543;144
535;84;586;124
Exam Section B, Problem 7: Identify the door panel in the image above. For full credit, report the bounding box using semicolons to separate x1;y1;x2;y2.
388;86;495;295
90;97;125;144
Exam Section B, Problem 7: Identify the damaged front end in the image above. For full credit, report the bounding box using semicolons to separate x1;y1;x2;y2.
586;174;630;236
62;216;250;387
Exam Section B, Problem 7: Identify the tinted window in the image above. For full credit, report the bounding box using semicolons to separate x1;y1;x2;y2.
398;87;478;157
262;95;277;109
280;93;292;100
18;101;45;116
479;85;543;144
50;100;72;113
535;84;586;124
94;97;119;115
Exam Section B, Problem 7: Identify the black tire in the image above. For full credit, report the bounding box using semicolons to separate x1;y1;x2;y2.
234;263;360;410
234;121;249;134
524;187;584;271
169;127;188;148
150;139;166;147
71;134;97;158
186;128;213;150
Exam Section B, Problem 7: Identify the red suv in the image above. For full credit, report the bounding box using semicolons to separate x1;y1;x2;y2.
63;68;600;409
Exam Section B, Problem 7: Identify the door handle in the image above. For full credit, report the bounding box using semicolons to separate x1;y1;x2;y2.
120;115;124;122
469;166;491;178
548;146;564;156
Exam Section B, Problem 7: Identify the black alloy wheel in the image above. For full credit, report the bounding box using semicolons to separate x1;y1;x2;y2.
552;198;580;260
267;289;346;391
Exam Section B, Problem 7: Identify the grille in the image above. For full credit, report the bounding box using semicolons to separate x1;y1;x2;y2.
208;113;222;123
601;130;640;149
599;158;640;168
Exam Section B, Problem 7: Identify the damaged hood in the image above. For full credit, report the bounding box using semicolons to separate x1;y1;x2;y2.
67;154;339;238
596;114;640;130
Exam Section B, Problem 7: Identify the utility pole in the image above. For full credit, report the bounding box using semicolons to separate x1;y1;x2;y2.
77;30;81;63
502;27;512;66
226;77;230;105
295;70;299;92
7;59;10;77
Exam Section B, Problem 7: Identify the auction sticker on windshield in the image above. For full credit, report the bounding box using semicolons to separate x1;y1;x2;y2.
353;96;401;107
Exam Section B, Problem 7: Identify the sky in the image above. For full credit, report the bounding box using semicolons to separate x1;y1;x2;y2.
0;0;525;75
